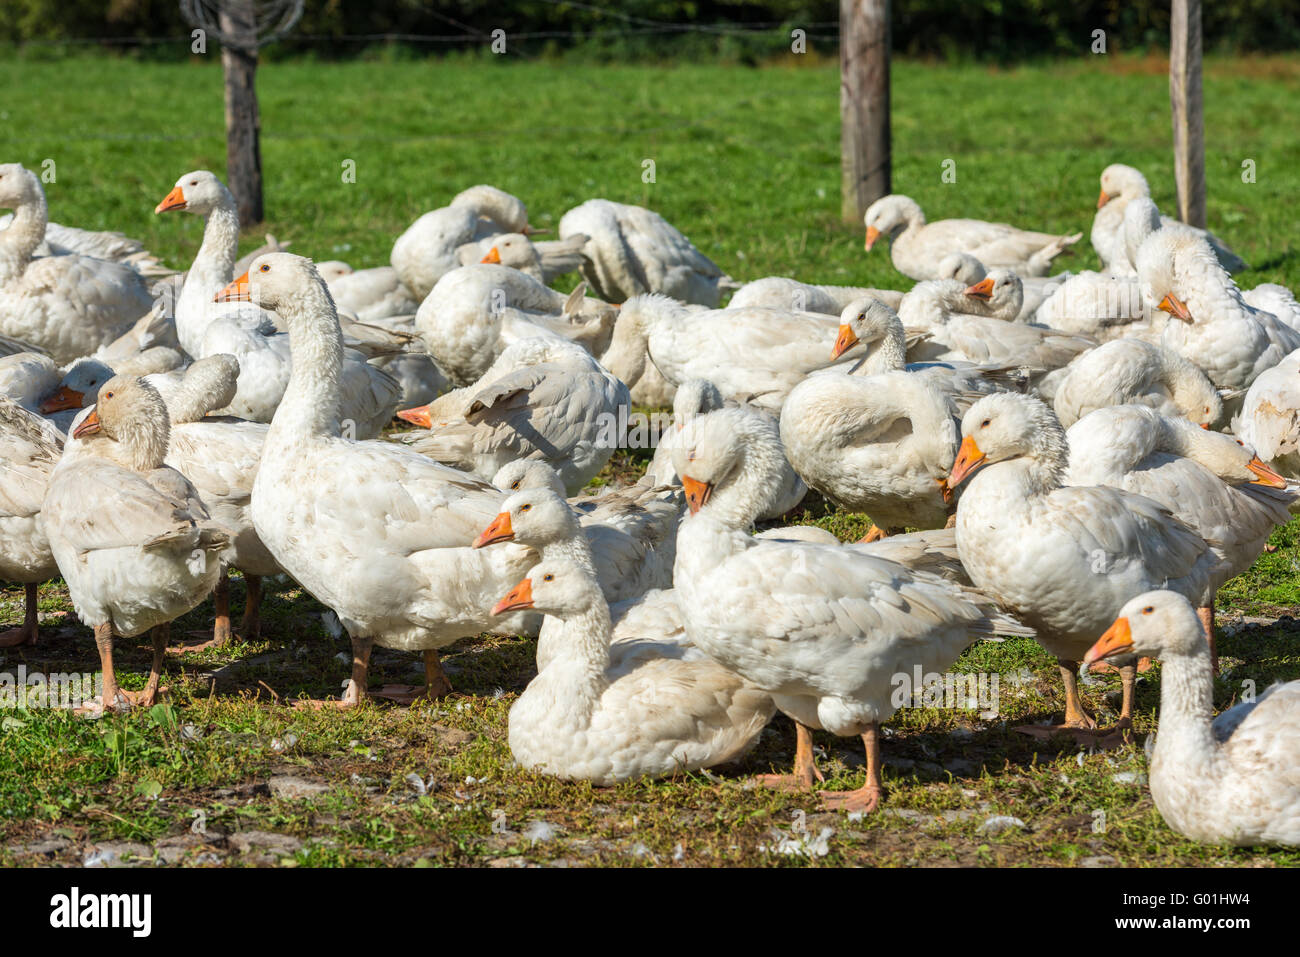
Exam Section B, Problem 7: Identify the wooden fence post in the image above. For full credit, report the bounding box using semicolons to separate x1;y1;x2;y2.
219;0;264;226
1170;0;1206;228
841;0;891;223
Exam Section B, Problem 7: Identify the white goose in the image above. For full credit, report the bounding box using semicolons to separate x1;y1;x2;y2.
947;393;1218;736
415;264;615;386
596;301;678;407
864;194;1081;279
472;486;678;663
42;375;228;710
1137;228;1300;394
616;293;855;411
390;185;533;301
495;557;774;785
728;276;904;314
1065;404;1293;668
1236;347;1300;479
159;355;279;648
0;164;153;364
394;337;630;494
1052;338;1223;428
467;232;589;284
559;198;738;307
0;397;61;647
1084;591;1300;846
670;408;1033;811
1094;164;1248;275
217;253;538;706
156;170;402;435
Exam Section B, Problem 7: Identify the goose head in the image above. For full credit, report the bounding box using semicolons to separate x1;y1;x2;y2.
1098;163;1150;208
169;353;240;423
863;194;924;251
1164;419;1287;487
0;163;41;211
491;557;601;619
473;487;578;551
1083;590;1205;670
39;357;116;413
155;170;231;216
1135;226;1205;323
315;260;354;282
215;252;330;316
479;233;540;270
617;293;687;338
492;460;567;496
671;406;787;524
671;378;725;420
949;392;1067;489
832;297;904;360
935;252;987;286
71;373;171;472
962;268;1024;317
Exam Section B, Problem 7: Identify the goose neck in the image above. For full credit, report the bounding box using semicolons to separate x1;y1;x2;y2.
1152;649;1221;781
537;602;613;716
268;285;344;440
0;191;47;281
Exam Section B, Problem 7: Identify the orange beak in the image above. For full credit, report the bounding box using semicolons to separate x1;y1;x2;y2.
964;278;995;300
831;323;860;359
947;435;987;489
396;405;433;429
1097;189;1111;210
71;408;101;440
1157;292;1193;322
681;475;713;515
480;247;501;265
215;270;251;303
491;577;533;615
1247;456;1287;489
38;386;85;413
155;185;187;214
863;225;881;252
473;512;515;549
1083;616;1133;669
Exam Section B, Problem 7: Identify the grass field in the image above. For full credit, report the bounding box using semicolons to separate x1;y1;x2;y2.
2;53;1299;868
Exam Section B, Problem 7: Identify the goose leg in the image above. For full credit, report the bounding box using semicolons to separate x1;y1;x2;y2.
756;721;825;790
859;524;889;543
212;573;232;647
339;635;373;708
821;724;884;813
424;649;453;698
1197;605;1218;675
239;574;263;641
1059;659;1097;729
93;623;125;713
0;584;40;648
128;624;169;709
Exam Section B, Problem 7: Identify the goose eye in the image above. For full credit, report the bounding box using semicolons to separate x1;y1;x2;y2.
543;574;554;582
1142;606;1154;614
520;504;531;512
980;419;990;428
189;180;198;186
259;264;270;272
509;480;520;490
104;391;114;399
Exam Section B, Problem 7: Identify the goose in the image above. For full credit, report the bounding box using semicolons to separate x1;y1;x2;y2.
0;352;62;414
319;261;420;322
0;212;172;278
215;253;538;706
558;198;739;307
35;350;188;433
393;337;630;494
899;275;1095;371
615;293;856;411
669;407;1033;810
938;254;1069;322
648;385;806;518
1236;347;1300;479
597;301;678;408
1083;590;1300;846
781;298;1018;538
1242;284;1300;334
41;375;228;710
158;355;279;648
0;398;61;647
465;232;590;284
1052;339;1224;428
472;486;678;663
491;459;681;526
0;164;153;364
156;170;402;435
494;557;774;785
391;185;533;301
1065;404;1293;669
1094;164;1248;275
863;194;1081;279
415;264;616;386
1136;228;1300;395
946;392;1218;738
728;276;904;314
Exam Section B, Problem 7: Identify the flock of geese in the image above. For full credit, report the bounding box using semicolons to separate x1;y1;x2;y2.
1;158;1298;849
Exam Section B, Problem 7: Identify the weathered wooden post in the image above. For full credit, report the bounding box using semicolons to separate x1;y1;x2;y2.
1170;0;1206;228
181;0;304;226
840;0;891;223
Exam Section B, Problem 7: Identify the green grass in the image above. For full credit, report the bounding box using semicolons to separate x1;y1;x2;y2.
1;53;1299;867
